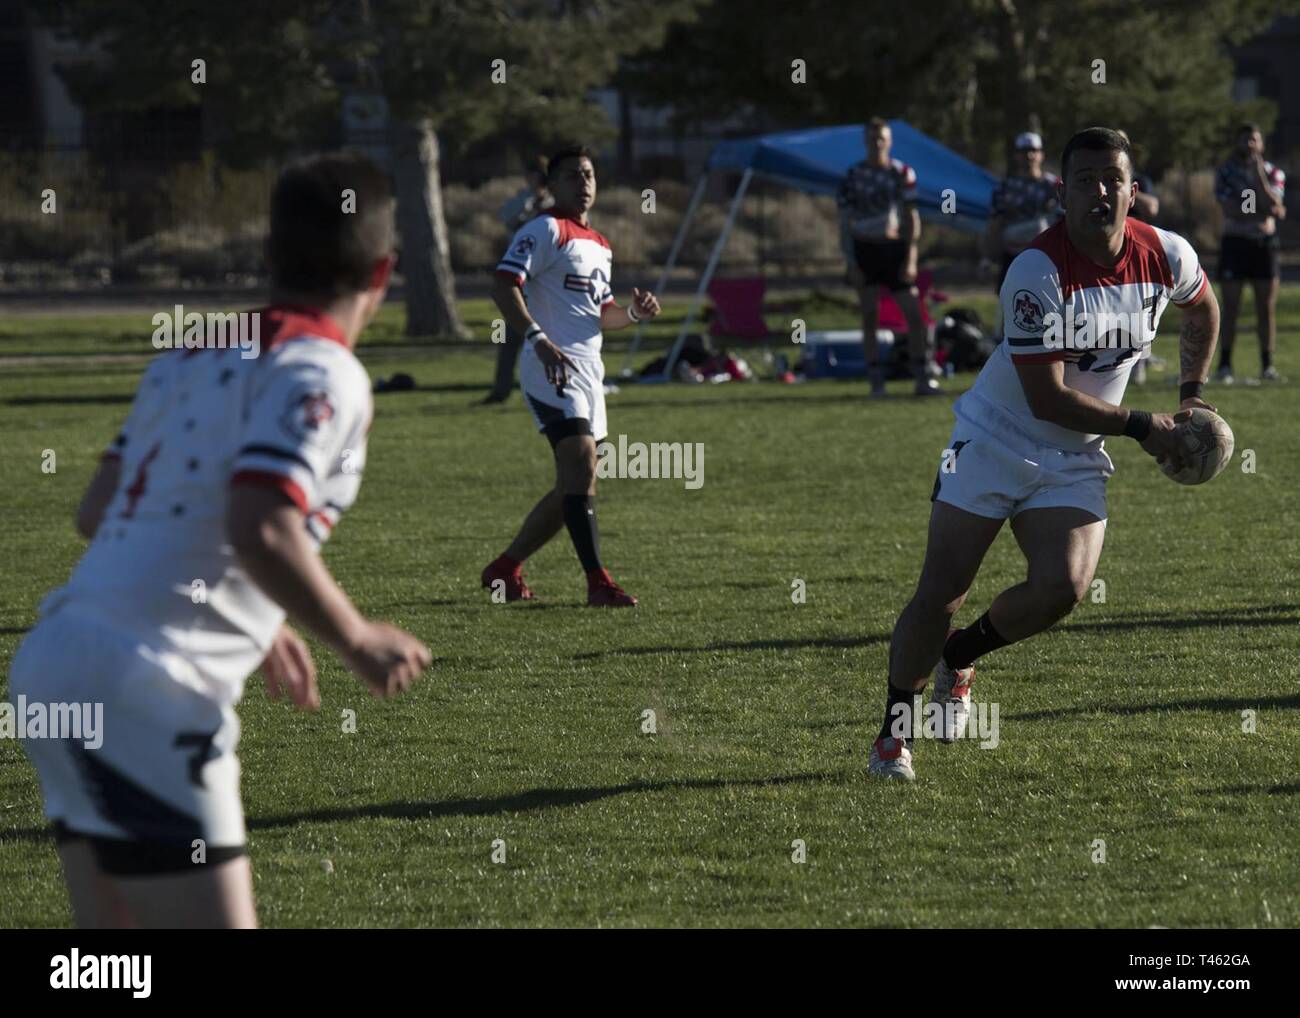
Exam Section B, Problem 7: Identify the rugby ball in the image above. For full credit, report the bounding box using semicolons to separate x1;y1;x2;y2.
1158;408;1235;485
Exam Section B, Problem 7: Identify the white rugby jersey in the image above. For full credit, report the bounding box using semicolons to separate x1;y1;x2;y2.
496;211;614;359
41;305;372;705
959;218;1207;452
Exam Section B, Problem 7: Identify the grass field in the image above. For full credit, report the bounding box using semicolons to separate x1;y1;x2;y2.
1;286;1298;928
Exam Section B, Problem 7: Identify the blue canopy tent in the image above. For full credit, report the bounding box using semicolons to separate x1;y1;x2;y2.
623;121;999;379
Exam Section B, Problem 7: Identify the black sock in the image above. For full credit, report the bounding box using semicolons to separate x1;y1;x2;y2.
1220;348;1233;371
878;682;921;746
562;494;602;572
943;611;1010;670
1261;348;1273;371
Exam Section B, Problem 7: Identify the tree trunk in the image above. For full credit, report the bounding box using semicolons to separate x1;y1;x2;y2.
392;118;470;340
995;0;1039;147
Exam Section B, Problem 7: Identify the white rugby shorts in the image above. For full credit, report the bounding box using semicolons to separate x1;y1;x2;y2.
9;602;246;872
519;343;607;444
930;401;1114;521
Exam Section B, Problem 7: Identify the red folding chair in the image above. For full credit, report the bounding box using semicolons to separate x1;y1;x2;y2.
878;270;950;368
707;273;947;337
877;269;946;330
707;277;774;340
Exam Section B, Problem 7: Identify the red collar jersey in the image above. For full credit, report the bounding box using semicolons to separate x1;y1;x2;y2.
496;211;614;360
45;305;372;705
961;218;1207;452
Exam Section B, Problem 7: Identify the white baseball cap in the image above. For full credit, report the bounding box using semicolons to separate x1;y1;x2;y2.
1014;132;1043;151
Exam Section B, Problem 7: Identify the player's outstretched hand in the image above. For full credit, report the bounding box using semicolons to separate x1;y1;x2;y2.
1140;410;1190;474
262;624;320;711
534;338;576;392
342;620;432;699
631;287;661;319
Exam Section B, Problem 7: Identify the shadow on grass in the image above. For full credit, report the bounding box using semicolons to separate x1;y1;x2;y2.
607;390;926;413
1008;692;1300;722
1064;606;1300;634
1207;782;1300;797
369;601;599;616
0;770;845;844
674;576;866;592
367;599;459;609
245;770;844;831
573;633;890;659
411;387;952;417
374;382;492;395
6;394;133;407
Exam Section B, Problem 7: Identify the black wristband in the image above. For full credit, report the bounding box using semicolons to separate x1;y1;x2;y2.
1123;409;1152;441
1179;380;1204;402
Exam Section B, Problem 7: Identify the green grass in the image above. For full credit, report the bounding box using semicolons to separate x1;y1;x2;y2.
0;297;697;359
1;286;1297;928
0;288;1003;359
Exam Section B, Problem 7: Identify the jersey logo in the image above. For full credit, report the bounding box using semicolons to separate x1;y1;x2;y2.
1067;346;1139;373
513;235;536;257
1011;290;1046;334
280;388;335;446
564;267;610;308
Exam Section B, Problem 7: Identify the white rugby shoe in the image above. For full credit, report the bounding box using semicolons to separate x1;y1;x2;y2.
930;639;974;744
868;736;915;781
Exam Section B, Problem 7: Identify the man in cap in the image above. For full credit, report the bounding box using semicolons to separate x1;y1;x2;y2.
984;132;1062;294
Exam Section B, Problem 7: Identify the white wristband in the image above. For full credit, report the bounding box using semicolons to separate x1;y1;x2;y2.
524;324;546;344
626;302;641;323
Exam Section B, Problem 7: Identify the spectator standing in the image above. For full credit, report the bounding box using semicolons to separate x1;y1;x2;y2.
1214;123;1287;383
983;132;1061;294
837;118;938;397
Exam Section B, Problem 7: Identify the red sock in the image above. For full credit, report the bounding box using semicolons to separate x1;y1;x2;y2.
587;567;613;590
491;553;522;574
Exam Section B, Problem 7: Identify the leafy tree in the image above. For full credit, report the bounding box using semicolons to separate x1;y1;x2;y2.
619;0;1298;178
40;0;697;337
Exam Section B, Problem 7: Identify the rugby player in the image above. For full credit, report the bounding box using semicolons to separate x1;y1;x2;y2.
9;152;432;924
868;128;1219;780
482;145;661;607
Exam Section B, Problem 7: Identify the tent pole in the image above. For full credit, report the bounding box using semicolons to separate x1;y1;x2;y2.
620;172;709;377
662;166;753;381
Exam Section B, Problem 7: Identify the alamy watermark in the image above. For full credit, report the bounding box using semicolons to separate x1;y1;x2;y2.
1;696;103;749
50;950;150;998
887;700;1000;748
152;305;260;359
596;435;704;489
